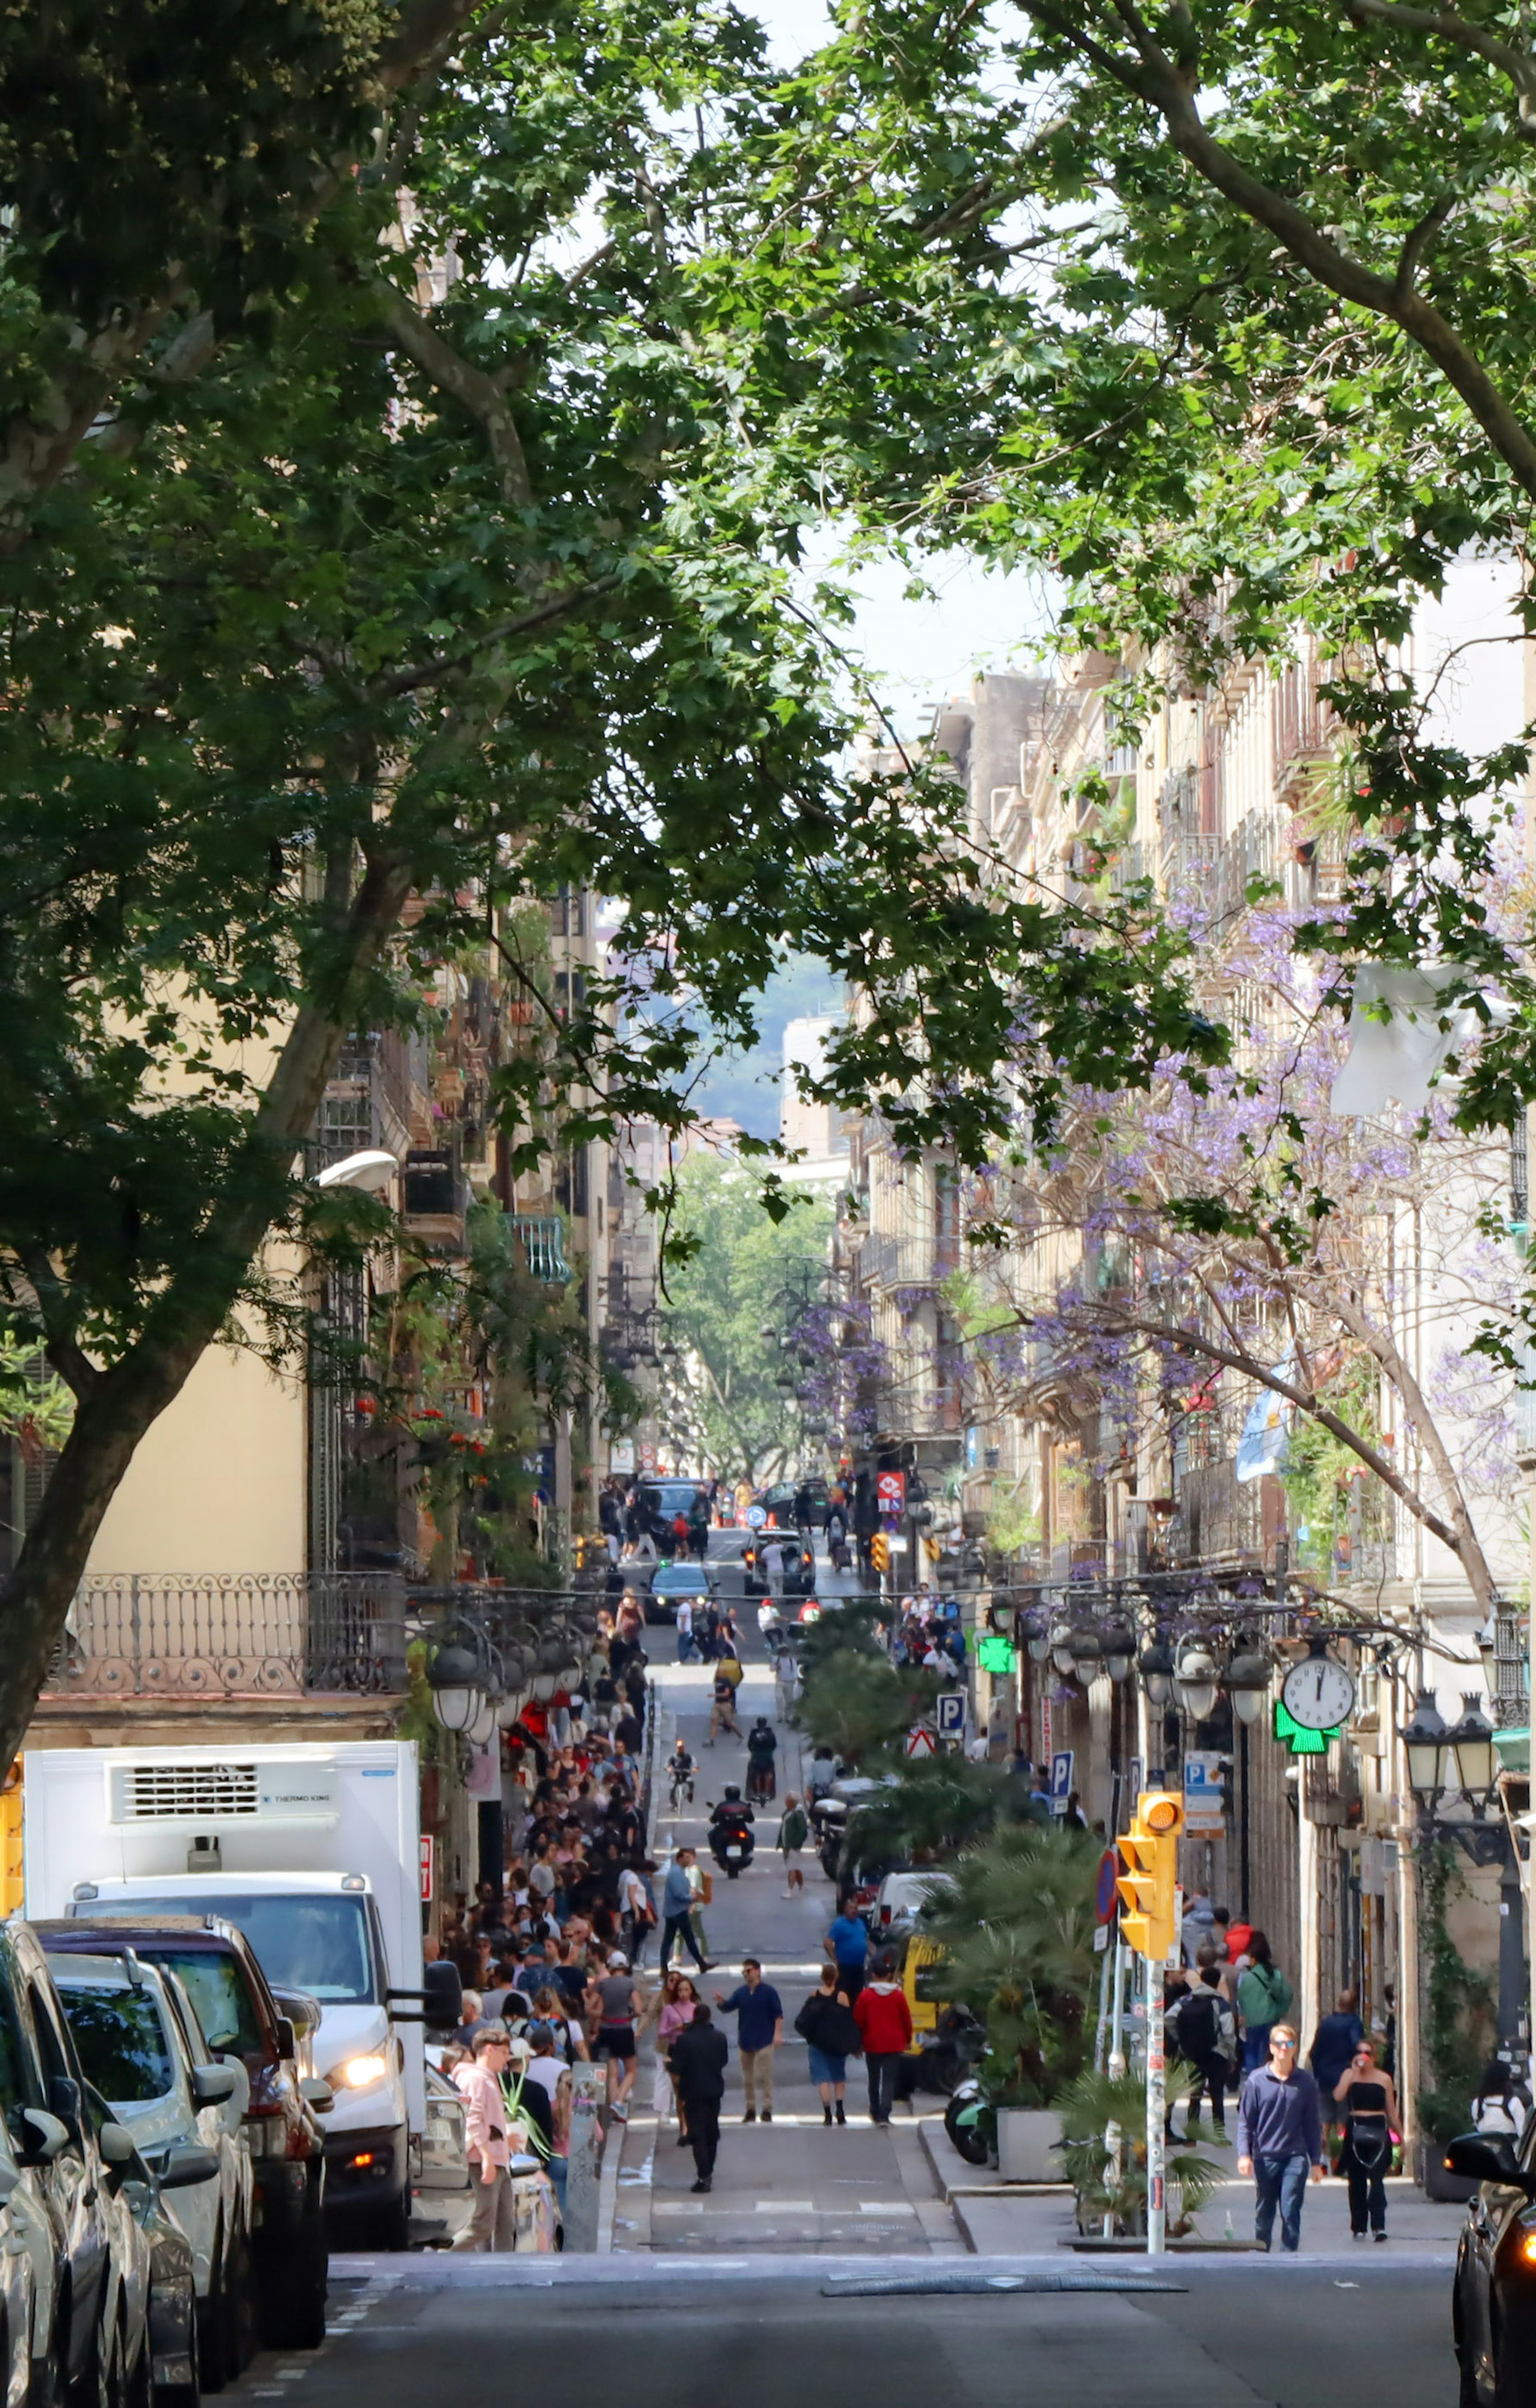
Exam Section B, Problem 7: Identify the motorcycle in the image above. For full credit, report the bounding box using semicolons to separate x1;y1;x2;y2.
943;2075;991;2168
894;2004;985;2104
708;1813;756;1878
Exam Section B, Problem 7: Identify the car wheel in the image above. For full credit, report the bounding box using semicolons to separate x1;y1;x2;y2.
356;2188;410;2254
195;2259;226;2398
1494;2303;1536;2408
222;2236;254;2381
260;2189;326;2353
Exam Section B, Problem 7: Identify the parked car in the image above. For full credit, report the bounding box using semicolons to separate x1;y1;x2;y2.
411;2061;472;2245
111;2123;202;2408
1449;2126;1536;2404
48;1917;330;2352
644;1562;716;1626
868;1870;954;1946
753;1478;828;1530
41;1942;254;2392
0;1916;136;2408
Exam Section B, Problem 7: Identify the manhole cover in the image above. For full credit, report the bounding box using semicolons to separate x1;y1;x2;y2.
821;2269;1186;2298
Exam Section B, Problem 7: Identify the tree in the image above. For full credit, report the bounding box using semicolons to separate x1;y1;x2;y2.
794;1648;939;1767
921;1821;1103;2106
658;1156;834;1483
954;899;1523;1613
0;4;1230;1768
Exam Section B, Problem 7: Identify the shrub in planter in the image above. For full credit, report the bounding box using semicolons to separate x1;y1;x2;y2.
1059;2069;1228;2238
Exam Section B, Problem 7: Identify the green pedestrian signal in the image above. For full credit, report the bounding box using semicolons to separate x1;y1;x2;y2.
1272;1698;1340;1756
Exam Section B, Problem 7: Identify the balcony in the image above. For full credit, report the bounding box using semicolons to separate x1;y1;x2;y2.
858;1232;959;1292
403;1148;466;1252
42;1574;410;1701
512;1215;572;1282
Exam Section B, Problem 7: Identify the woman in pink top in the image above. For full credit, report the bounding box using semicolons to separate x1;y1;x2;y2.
650;1972;700;2134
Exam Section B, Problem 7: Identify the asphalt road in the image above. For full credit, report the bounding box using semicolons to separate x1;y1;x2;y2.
243;2258;1461;2408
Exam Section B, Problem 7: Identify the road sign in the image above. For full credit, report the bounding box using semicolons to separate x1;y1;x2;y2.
745;1504;767;1529
609;1438;635;1475
936;1690;967;1738
876;1469;906;1512
1094;1846;1120;1926
905;1722;938;1758
1182;1751;1226;1833
418;1834;434;1904
638;1440;657;1472
1050;1748;1075;1813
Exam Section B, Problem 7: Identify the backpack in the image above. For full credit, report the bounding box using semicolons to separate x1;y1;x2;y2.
1174;1989;1220;2060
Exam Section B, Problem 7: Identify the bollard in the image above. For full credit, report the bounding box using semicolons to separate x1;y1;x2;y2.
564;2062;604;2252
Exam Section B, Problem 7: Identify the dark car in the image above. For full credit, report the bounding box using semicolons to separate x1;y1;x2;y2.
644;1561;716;1625
753;1478;828;1530
1451;2127;1536;2404
44;1918;330;2353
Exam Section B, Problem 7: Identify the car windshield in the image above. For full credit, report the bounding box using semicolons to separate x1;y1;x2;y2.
656;1567;705;1591
87;1894;376;2004
58;1985;174;2103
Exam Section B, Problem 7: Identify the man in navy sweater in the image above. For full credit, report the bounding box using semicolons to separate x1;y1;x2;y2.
1236;2022;1326;2252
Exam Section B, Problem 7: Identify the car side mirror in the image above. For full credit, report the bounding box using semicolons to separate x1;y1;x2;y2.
191;2064;239;2109
271;1989;322;2041
47;2076;80;2128
1444;2132;1534;2189
423;1960;463;2034
98;2123;136;2169
16;2108;70;2166
274;2018;297;2062
158;2144;220;2190
299;2078;334;2115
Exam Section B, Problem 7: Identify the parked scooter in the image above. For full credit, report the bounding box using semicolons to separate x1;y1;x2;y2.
944;2074;990;2167
895;2002;985;2103
708;1790;756;1878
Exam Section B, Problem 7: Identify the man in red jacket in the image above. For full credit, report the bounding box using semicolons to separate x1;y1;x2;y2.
853;1954;914;2127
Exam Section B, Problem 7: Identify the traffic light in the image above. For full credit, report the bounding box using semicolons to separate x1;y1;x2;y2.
1115;1789;1183;1962
870;1532;890;1573
0;1767;21;1916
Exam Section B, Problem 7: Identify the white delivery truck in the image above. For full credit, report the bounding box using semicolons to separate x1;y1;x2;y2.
22;1740;449;2248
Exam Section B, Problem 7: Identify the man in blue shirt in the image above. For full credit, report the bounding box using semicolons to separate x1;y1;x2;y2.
659;1847;711;1974
825;1902;869;2002
715;1958;784;2122
1236;2023;1325;2252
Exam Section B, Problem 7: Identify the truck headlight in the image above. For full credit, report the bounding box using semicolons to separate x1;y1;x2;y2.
330;2055;389;2090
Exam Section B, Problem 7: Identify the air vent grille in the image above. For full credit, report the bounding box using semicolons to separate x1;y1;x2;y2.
114;1762;260;1822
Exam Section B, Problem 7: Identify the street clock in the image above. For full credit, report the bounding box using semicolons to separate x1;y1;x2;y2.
1280;1650;1356;1733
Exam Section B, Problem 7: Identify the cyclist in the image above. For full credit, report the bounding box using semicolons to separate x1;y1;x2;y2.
669;1739;697;1808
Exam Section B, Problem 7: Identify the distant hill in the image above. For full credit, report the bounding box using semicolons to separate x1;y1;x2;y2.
690;955;845;1139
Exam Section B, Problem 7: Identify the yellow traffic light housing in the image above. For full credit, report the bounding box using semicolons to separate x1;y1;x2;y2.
870;1532;890;1573
1114;1789;1183;1962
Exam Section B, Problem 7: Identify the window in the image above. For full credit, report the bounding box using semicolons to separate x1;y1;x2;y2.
135;1952;262;2059
57;1986;173;2104
91;1896;376;2005
0;1963;42;2120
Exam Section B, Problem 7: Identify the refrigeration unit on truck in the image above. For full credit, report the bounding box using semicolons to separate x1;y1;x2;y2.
22;1741;449;2248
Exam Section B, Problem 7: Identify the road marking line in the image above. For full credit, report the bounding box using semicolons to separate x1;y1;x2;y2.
858;2202;915;2212
756;2199;814;2210
654;2202;704;2214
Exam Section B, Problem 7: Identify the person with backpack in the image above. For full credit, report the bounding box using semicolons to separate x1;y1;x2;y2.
1309;1987;1365;2148
1470;2057;1533;2140
1174;1962;1238;2130
795;1965;862;2125
1236;1930;1294;2071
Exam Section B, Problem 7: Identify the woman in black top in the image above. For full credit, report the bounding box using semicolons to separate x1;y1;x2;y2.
1334;2040;1400;2240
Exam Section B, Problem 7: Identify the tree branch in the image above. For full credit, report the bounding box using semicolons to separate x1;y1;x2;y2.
372;281;534;510
382;576;620;695
1342;0;1536;100
1018;1;1536;504
1395;192;1458;299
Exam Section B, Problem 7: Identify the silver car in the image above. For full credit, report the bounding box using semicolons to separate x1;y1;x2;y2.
47;1952;254;2392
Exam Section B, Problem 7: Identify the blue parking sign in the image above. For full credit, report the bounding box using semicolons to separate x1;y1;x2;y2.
1050;1749;1075;1813
936;1690;966;1738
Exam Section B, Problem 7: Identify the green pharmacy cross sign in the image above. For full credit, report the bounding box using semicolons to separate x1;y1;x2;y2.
1273;1699;1342;1756
977;1633;1018;1675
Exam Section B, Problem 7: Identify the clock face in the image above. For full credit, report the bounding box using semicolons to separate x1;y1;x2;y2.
1281;1654;1356;1732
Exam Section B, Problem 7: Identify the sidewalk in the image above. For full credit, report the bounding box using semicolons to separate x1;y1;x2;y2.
918;2114;1467;2259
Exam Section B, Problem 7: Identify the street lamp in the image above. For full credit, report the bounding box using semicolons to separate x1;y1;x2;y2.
1173;1642;1219;1721
1067;1623;1102;1680
1050;1622;1077;1678
1225;1640;1272;1727
1138;1639;1175;1706
1403;1690;1450;1808
1446;1694;1497;1798
428;1636;489;1737
1101;1620;1136;1682
1024;1617;1051;1664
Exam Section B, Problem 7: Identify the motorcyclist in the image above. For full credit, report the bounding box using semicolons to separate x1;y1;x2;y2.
708;1784;756;1870
710;1783;755;1831
746;1717;778;1801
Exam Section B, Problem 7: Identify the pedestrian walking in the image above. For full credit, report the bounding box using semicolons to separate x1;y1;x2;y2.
852;1954;913;2126
675;1596;699;1662
1236;1930;1294;2071
715;1956;784;2122
670;2002;730;2193
1170;1963;1236;2131
795;1965;861;2125
708;1661;743;1744
658;1848;712;1974
1308;1986;1365;2152
1236;2023;1325;2254
586;1950;644;2121
776;1793;808;1895
618;1857;657;1966
451;2024;521;2251
1470;2056;1533;2139
646;1971;700;2134
825;1897;870;2001
1332;2037;1400;2242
